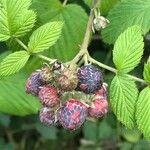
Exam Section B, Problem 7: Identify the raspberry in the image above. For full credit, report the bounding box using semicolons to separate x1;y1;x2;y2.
54;67;78;91
77;65;103;94
40;66;53;83
58;99;88;130
39;107;55;126
94;83;107;99
88;98;108;118
25;72;45;96
38;85;60;107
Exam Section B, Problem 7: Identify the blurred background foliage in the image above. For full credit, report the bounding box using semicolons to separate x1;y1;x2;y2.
0;0;150;149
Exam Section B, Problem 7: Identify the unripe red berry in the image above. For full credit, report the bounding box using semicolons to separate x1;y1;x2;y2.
38;85;60;107
58;99;88;130
39;107;55;126
88;98;108;118
94;83;107;99
25;72;45;96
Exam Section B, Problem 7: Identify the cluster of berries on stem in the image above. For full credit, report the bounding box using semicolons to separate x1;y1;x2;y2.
25;61;108;130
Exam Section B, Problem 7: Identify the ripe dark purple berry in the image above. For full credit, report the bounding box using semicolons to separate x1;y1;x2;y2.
39;107;55;126
77;65;103;94
88;98;108;118
25;72;45;96
38;85;60;107
58;99;88;130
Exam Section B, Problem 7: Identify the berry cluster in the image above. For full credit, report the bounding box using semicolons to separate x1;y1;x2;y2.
25;62;108;130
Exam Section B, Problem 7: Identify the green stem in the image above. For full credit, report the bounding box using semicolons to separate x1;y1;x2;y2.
89;56;148;85
36;54;54;62
14;38;28;51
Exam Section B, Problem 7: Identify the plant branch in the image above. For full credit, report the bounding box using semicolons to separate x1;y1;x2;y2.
69;0;99;65
89;56;148;85
36;54;54;62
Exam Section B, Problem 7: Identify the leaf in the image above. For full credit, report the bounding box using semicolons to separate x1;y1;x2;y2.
136;87;150;140
32;2;88;61
110;75;138;128
0;72;41;116
0;0;35;41
49;4;88;62
143;57;150;83
100;0;120;15
12;10;36;37
28;21;63;53
0;51;30;76
113;26;144;73
102;0;150;44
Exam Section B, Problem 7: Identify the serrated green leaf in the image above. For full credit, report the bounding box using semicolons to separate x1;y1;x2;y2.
28;21;63;53
113;26;144;73
0;51;30;76
136;87;150;140
100;0;120;15
0;0;35;41
32;2;88;62
110;75;138;128
0;72;41;116
12;10;36;37
143;57;150;83
102;0;150;44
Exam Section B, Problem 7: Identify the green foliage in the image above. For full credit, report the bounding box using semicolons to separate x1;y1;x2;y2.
48;4;88;62
102;0;150;44
143;57;150;83
121;128;141;143
110;75;138;129
0;51;30;76
113;26;144;73
0;72;41;115
100;0;120;15
32;1;88;61
136;87;150;140
0;0;36;41
28;21;63;53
